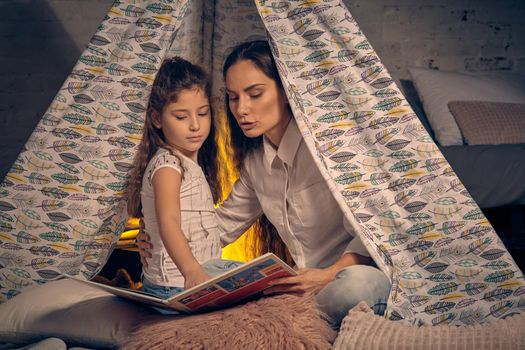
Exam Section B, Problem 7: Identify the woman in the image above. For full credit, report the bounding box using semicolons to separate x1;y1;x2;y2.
138;40;391;327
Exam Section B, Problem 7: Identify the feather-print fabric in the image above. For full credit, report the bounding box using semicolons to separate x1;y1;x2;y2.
255;0;524;325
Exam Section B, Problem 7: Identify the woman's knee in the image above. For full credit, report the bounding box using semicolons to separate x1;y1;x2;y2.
316;265;391;324
338;265;390;299
338;264;390;286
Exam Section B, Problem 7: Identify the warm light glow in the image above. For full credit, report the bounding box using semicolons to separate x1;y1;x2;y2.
214;109;256;263
120;228;139;240
127;217;140;229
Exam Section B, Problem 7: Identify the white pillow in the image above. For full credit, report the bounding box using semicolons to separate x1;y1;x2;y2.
408;67;525;145
0;279;156;349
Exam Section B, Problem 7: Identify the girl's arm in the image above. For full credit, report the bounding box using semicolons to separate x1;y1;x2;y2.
152;167;210;289
139;163;263;261
143;167;366;294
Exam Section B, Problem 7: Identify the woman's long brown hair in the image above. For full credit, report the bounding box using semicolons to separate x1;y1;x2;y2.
127;57;222;218
223;40;293;266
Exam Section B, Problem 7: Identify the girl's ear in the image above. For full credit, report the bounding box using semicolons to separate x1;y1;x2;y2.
151;111;162;129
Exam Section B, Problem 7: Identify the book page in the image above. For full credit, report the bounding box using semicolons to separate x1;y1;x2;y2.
67;253;296;314
170;253;296;312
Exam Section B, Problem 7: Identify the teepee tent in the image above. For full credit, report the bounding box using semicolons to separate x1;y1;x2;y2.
0;0;523;326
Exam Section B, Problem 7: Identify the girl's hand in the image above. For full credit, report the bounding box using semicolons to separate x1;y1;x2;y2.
263;268;334;296
184;266;212;289
136;218;153;267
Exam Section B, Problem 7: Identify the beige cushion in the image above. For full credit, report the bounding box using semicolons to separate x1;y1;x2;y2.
0;279;156;348
448;101;525;145
333;301;525;350
122;295;336;350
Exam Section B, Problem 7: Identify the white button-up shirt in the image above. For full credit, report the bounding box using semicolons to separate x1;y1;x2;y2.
218;119;369;269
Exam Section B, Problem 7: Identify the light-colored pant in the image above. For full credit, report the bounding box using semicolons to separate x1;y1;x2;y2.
315;264;391;327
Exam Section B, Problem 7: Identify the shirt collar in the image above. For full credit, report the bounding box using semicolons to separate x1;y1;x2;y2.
263;118;302;173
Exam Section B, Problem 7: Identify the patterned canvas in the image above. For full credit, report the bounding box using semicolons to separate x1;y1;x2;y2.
254;0;525;325
0;0;193;302
0;0;272;303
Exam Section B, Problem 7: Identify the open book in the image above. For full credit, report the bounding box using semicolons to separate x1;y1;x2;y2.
68;253;296;313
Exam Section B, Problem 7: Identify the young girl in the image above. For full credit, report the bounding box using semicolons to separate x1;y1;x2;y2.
127;57;238;298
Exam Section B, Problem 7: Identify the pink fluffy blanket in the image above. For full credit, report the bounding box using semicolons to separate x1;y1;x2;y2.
122;294;336;350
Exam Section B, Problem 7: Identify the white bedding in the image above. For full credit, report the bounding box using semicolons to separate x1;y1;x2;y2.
440;144;525;208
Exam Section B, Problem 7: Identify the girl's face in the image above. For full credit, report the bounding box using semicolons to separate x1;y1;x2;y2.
154;87;211;162
225;59;291;147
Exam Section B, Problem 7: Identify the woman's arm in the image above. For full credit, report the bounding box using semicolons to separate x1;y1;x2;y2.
263;252;370;296
216;170;263;247
152;167;210;289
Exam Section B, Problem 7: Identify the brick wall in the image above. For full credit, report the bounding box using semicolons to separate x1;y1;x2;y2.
0;0;112;180
1;0;524;179
346;0;525;78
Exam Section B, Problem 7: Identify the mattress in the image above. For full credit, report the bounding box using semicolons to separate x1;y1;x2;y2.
440;144;525;208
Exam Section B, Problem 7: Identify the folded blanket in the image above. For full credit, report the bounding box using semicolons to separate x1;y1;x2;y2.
333;301;525;350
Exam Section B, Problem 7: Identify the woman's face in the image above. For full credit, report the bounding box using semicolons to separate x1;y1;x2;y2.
225;59;291;146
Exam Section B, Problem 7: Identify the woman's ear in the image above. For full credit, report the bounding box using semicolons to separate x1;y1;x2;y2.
278;88;290;105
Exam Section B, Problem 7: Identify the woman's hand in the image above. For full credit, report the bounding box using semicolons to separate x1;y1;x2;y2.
262;253;369;296
263;267;335;297
136;218;153;267
183;266;212;290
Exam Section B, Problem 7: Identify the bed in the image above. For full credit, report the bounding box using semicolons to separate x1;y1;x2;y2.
400;67;525;210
